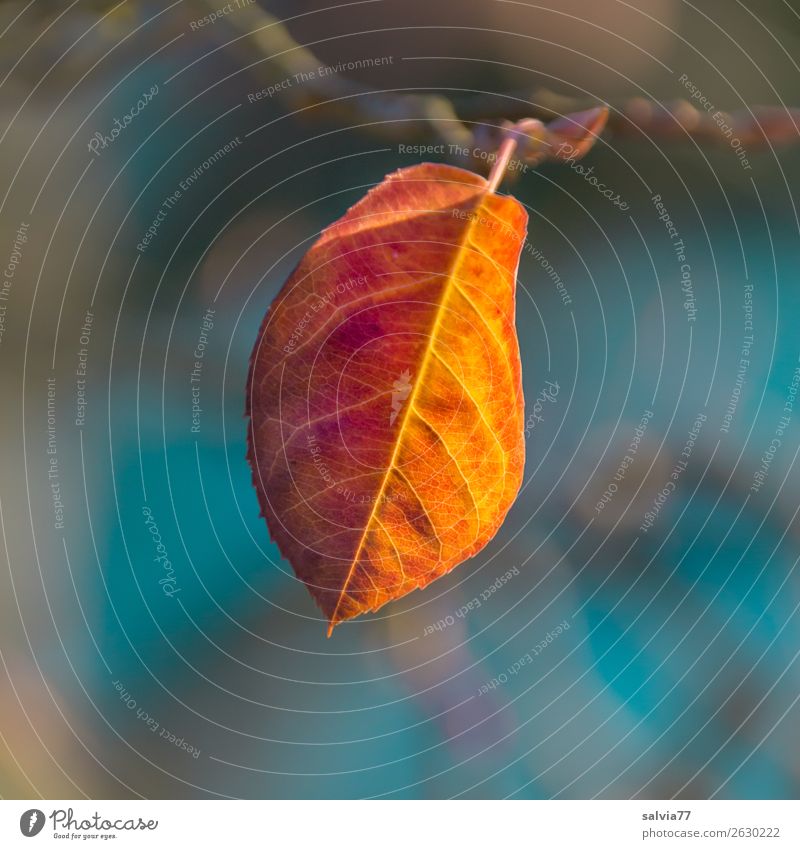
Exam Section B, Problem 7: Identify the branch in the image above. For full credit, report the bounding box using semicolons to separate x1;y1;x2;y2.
197;0;800;165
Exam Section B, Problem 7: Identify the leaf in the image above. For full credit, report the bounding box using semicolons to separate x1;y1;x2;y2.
247;163;527;634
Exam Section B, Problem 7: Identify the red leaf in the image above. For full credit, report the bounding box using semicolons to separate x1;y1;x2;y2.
247;163;527;633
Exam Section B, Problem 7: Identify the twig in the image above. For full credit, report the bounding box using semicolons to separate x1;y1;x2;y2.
196;0;800;164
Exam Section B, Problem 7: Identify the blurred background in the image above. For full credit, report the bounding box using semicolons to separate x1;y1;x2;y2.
1;0;799;799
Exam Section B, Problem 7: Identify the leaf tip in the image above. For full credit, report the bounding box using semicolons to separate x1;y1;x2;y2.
549;105;610;162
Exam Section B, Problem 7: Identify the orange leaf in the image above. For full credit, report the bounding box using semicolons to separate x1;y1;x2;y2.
247;163;527;634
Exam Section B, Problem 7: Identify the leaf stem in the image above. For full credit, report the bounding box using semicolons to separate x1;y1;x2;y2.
486;136;518;193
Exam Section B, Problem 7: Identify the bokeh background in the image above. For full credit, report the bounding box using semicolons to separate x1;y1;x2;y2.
1;0;800;799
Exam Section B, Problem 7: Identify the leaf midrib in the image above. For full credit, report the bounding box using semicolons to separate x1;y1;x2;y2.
328;183;499;632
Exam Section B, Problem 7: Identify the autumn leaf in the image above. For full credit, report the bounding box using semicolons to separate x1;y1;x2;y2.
247;162;527;634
